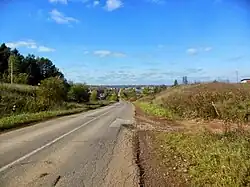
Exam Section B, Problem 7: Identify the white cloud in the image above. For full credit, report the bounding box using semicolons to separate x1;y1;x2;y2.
49;9;79;24
186;48;198;55
93;50;126;57
113;52;126;57
6;40;55;53
105;0;123;11
6;40;37;49
204;47;212;52
38;46;55;52
147;0;165;4
93;50;112;57
186;47;212;55
49;0;68;4
83;50;89;55
93;0;100;6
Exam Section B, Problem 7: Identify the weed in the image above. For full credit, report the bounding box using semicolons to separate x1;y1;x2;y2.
154;131;250;186
154;83;250;122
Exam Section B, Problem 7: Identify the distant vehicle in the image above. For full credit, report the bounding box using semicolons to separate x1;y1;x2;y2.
240;79;250;83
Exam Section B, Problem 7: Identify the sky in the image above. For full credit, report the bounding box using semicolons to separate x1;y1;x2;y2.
0;0;250;85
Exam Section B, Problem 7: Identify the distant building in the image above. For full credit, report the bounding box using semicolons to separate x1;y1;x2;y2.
240;79;250;83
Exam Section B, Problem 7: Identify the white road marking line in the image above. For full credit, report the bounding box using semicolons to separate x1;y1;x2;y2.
0;109;113;173
109;119;120;128
109;118;133;128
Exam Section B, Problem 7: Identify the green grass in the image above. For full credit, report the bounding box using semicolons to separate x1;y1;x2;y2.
0;83;37;95
136;102;174;119
0;108;86;131
154;131;250;186
0;100;114;132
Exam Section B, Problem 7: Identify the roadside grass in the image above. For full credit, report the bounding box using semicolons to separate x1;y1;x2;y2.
0;108;85;131
0;83;37;95
0;100;114;132
135;102;174;119
153;131;250;186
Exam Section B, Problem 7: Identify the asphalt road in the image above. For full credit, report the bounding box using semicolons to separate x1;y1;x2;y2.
0;101;134;187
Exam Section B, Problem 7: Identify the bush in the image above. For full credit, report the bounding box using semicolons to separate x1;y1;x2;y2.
109;93;119;101
90;90;98;101
13;73;28;84
136;102;173;119
67;83;89;103
37;77;67;107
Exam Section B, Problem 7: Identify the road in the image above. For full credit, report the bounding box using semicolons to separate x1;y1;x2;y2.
0;101;135;187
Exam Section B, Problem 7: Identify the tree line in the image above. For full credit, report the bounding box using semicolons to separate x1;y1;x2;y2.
0;43;64;85
0;43;119;111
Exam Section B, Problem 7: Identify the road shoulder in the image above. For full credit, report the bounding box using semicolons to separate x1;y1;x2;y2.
103;126;139;187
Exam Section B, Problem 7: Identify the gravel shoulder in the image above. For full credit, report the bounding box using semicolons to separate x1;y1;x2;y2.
103;126;139;187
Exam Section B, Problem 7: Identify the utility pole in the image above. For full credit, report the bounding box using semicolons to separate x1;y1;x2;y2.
8;54;14;84
11;57;13;84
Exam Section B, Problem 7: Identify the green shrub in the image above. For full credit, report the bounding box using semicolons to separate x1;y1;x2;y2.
137;102;173;119
108;93;119;102
37;77;67;106
67;83;90;103
90;90;98;101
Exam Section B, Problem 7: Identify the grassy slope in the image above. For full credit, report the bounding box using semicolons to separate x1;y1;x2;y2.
137;83;250;123
0;83;115;131
136;83;250;186
0;101;113;132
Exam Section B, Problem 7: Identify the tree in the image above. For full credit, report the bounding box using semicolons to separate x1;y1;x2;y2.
0;43;67;85
8;54;20;83
37;77;67;108
182;76;188;85
67;83;89;103
142;87;150;96
153;86;161;94
109;93;118;102
0;43;10;75
14;73;29;84
174;79;178;86
90;90;98;101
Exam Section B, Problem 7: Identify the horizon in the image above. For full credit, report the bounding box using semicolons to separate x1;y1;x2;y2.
1;0;250;85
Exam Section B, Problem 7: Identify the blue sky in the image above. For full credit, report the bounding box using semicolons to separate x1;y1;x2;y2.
1;0;250;85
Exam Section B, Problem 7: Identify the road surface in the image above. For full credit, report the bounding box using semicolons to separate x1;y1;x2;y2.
0;101;135;187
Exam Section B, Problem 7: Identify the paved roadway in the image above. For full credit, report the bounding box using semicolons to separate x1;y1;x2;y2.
0;101;134;187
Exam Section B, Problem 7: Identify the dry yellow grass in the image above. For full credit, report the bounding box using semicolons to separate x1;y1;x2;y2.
152;83;250;123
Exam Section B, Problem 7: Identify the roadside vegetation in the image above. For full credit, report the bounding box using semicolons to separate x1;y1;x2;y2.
135;79;250;186
153;131;250;186
137;82;250;123
0;43;118;131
